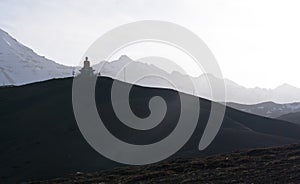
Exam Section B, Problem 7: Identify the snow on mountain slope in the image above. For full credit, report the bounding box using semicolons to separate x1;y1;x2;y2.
0;29;73;86
1;28;299;104
228;102;300;118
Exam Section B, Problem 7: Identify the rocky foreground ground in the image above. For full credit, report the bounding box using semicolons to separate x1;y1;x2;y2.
28;143;300;184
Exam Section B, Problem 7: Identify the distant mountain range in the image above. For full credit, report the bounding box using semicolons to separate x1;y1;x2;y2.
94;56;300;104
1;28;300;104
1;77;300;182
227;102;300;118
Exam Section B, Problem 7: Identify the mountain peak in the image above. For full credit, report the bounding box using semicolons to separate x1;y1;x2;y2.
118;55;133;62
0;29;73;86
275;83;298;90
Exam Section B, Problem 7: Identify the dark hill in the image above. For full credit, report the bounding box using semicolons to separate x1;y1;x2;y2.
0;77;299;182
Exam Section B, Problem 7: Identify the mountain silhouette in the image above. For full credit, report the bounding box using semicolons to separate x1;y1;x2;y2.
1;77;300;182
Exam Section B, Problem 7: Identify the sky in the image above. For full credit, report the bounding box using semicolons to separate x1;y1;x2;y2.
0;0;300;89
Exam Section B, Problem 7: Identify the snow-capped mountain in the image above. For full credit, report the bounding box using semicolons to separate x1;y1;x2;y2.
92;55;300;104
0;29;73;86
1;28;299;104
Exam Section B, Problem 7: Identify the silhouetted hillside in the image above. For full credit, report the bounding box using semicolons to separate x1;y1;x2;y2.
0;77;299;182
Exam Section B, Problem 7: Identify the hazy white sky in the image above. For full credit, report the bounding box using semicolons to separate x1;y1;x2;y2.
0;0;300;88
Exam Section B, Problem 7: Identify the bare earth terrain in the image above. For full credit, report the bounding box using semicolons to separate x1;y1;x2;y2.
29;143;300;184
